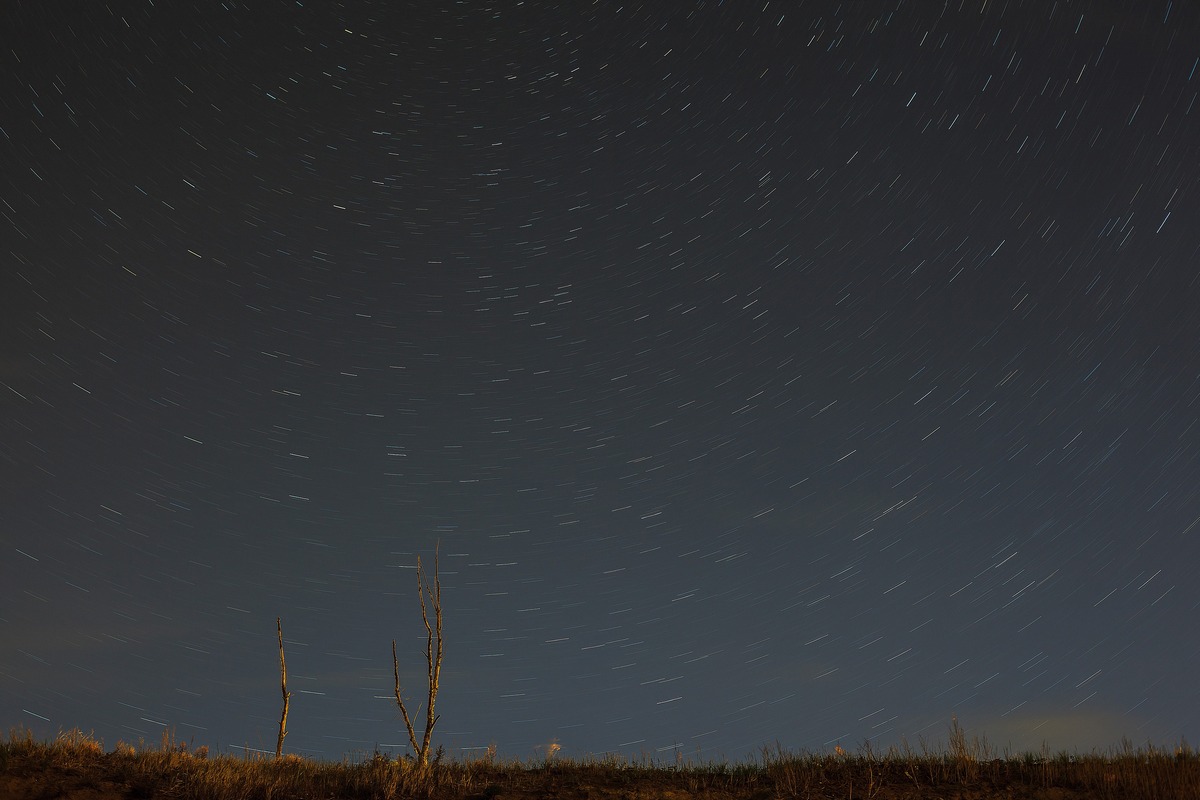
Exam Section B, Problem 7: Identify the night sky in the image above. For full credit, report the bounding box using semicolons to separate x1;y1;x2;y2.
3;0;1199;762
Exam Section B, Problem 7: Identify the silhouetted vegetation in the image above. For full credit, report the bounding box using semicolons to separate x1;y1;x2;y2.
2;723;1197;799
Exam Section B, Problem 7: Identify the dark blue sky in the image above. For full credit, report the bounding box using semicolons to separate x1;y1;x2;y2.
3;0;1198;761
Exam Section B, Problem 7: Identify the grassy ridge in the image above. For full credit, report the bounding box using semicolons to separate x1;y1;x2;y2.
2;724;1197;799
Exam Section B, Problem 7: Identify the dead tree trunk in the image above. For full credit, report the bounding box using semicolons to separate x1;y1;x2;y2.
275;617;290;759
392;544;443;767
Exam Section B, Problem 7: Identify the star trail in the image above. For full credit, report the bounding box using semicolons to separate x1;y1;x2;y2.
2;0;1198;761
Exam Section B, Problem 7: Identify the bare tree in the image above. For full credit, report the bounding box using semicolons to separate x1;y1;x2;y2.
275;617;291;758
392;544;443;767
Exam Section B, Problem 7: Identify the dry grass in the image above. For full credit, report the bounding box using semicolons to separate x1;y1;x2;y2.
2;724;1197;799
